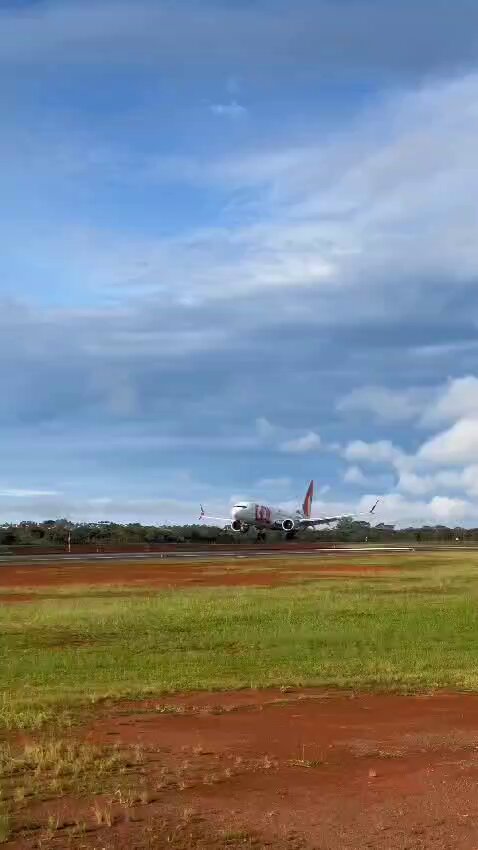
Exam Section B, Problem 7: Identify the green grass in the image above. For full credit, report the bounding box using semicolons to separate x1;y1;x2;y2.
3;552;478;727
0;699;68;732
0;738;145;832
0;739;130;786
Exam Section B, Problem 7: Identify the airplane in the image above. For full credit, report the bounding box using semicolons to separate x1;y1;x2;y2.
199;480;379;541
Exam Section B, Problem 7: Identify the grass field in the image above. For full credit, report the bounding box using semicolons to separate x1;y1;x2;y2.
3;551;478;847
2;551;478;729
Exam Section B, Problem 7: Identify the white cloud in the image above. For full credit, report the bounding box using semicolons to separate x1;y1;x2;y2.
336;374;478;506
155;71;478;315
337;373;478;508
6;68;478;356
280;431;321;454
421;376;478;426
0;494;216;525
255;417;278;440
0;489;59;498
276;491;478;528
337;385;426;422
356;492;474;527
343;465;369;485
396;471;436;496
427;496;471;524
417;417;478;466
397;466;478;498
209;101;247;118
459;466;478;498
343;439;404;467
338;376;478;429
24;70;478;323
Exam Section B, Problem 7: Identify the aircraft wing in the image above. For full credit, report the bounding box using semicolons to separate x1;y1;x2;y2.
298;515;345;526
198;505;230;523
299;500;380;527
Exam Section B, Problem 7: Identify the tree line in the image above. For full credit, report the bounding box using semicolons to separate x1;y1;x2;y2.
0;517;476;548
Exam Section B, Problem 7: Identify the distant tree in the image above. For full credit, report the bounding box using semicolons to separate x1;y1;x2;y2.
0;530;17;545
1;515;474;550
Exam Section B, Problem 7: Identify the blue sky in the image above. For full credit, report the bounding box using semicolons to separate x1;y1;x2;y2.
2;0;478;526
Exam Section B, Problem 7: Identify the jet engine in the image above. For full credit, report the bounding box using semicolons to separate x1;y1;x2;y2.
231;519;249;533
282;518;295;532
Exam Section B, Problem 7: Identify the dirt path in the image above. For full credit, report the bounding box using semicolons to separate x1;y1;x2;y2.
7;689;478;848
0;558;396;594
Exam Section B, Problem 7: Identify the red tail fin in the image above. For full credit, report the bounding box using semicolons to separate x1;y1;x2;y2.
302;480;314;518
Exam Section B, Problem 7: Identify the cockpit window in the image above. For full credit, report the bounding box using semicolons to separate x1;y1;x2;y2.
234;504;248;509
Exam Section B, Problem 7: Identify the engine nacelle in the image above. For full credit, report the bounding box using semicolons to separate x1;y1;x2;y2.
231;519;242;532
282;518;295;532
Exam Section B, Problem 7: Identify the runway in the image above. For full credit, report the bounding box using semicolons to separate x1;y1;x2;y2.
0;543;417;566
4;542;478;567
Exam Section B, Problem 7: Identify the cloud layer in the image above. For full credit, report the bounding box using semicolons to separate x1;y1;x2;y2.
2;1;478;524
2;0;478;80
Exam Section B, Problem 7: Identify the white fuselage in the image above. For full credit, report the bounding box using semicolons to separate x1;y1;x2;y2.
231;501;303;532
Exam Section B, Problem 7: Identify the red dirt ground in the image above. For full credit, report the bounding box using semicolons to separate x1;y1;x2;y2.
0;558;397;594
6;689;478;848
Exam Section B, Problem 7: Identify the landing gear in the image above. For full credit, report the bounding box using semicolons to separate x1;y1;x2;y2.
285;530;297;541
256;529;267;544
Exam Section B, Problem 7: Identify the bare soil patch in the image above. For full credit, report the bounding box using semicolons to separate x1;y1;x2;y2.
0;558;396;596
6;690;478;848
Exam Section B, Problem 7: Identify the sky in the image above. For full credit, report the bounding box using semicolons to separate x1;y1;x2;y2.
2;0;478;527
